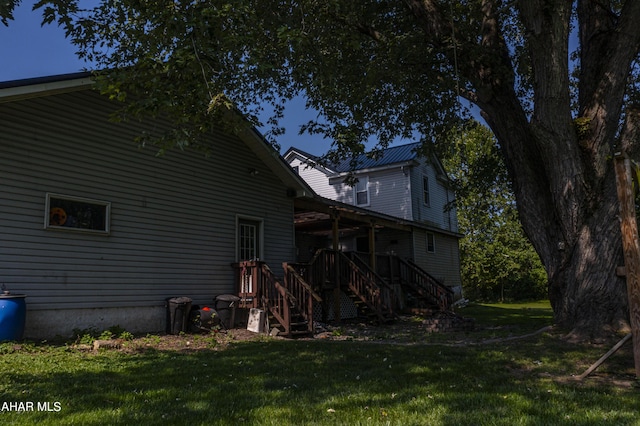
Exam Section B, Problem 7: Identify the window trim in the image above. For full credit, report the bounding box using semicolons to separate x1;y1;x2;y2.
422;174;431;207
426;232;436;253
44;193;111;235
236;215;264;262
354;176;370;207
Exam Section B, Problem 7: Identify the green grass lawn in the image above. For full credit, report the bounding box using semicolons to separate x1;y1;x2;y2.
0;302;637;425
456;300;554;331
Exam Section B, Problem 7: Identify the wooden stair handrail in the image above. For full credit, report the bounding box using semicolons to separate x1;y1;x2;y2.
283;263;323;303
234;260;321;336
283;263;322;334
336;251;393;321
257;262;291;333
399;257;454;310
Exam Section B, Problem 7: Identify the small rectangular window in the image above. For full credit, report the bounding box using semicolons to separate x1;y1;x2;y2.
45;193;111;234
355;176;369;206
423;175;430;206
426;232;436;253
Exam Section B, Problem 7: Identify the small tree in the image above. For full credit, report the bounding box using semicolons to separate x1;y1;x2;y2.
442;122;546;302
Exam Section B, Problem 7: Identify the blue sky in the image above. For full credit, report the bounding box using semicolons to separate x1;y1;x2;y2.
0;2;342;155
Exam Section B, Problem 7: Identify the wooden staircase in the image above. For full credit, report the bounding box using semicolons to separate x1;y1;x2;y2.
373;253;454;313
233;251;453;337
293;249;395;323
342;251;395;322
234;260;321;337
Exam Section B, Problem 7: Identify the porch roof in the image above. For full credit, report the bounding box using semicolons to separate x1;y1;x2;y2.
294;195;463;238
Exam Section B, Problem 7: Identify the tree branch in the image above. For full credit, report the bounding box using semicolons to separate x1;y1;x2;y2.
403;0;447;39
573;0;640;184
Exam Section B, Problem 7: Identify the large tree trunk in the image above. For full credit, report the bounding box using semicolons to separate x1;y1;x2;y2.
437;0;640;340
547;172;629;339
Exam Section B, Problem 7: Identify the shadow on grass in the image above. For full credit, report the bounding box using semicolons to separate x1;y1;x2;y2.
457;302;554;332
1;336;637;425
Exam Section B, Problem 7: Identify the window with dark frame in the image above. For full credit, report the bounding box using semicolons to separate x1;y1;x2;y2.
355;176;369;206
426;232;436;253
45;193;110;234
423;175;431;206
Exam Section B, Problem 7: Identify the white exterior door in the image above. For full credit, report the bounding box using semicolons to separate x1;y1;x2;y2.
237;218;262;294
238;219;261;261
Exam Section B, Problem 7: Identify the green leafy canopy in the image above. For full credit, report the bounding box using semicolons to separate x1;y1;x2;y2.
441;122;546;301
21;0;470;158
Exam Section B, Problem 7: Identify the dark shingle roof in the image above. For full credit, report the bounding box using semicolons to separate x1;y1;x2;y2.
331;142;421;172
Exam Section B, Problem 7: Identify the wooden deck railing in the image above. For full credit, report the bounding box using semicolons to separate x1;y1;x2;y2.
234;250;452;331
296;249;393;321
337;251;393;320
283;262;323;333
344;252;395;315
399;258;454;311
349;252;454;312
234;260;320;336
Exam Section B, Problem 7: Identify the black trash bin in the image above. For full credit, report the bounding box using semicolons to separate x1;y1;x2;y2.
214;294;240;329
165;297;192;334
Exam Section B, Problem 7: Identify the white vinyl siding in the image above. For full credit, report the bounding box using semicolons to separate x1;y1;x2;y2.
0;89;296;310
411;163;457;232
413;230;461;289
350;169;412;220
286;156;352;201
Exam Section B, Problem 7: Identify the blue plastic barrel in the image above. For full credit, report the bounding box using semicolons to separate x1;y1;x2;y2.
0;293;27;341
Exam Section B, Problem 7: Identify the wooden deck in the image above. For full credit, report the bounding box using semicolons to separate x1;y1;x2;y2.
233;249;454;337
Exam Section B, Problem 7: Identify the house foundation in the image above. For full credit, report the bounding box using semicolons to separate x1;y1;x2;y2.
23;306;165;340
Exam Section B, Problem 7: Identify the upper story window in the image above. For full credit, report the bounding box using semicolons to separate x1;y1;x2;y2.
292;165;300;174
354;176;369;206
422;175;431;206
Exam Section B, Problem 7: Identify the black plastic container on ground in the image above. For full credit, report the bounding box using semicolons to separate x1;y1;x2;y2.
189;307;221;332
165;297;192;334
214;294;240;329
0;291;27;342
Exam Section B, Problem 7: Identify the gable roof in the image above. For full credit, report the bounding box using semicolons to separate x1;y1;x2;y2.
0;72;313;198
283;146;319;162
286;142;424;174
331;142;422;172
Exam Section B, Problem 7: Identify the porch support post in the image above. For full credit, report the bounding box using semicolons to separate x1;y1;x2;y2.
331;209;341;322
368;222;377;272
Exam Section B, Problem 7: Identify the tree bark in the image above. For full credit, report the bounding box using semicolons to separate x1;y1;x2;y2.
422;0;640;339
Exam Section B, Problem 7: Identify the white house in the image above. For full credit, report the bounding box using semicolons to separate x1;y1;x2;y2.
285;144;463;294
